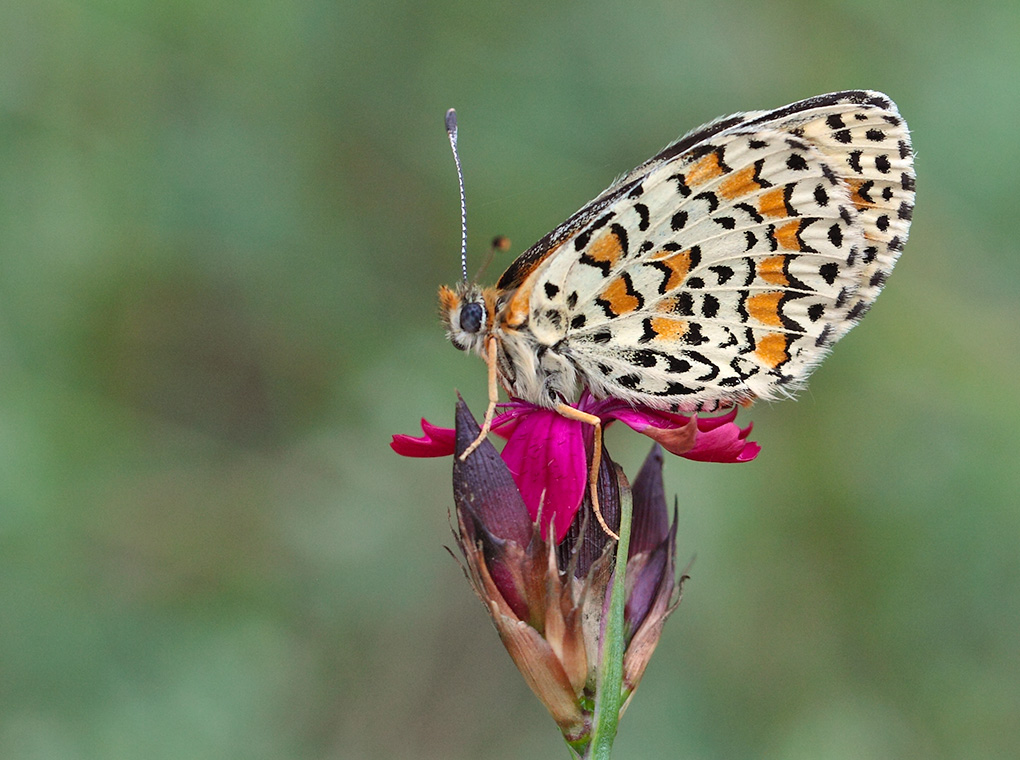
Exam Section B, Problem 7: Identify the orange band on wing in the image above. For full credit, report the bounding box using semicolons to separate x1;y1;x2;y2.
651;248;694;291
747;291;784;326
685;151;726;187
755;332;789;368
718;164;760;200
775;220;803;251
758;255;789;285
650;317;687;341
587;230;624;269
599;276;641;316
759;186;788;218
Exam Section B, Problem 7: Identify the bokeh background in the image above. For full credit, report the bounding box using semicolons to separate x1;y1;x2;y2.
2;1;1018;758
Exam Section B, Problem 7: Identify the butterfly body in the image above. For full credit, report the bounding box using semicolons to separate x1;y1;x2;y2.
441;91;915;413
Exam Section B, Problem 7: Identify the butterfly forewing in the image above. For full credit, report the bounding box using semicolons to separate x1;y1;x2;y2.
507;91;914;411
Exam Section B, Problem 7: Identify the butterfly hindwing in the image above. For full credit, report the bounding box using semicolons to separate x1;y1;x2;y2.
516;91;914;411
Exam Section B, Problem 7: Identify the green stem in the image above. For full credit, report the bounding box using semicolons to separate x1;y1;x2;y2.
587;470;633;760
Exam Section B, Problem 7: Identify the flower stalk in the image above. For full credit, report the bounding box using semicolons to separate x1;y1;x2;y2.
587;469;632;759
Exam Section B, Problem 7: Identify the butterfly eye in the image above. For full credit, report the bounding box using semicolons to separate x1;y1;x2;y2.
460;302;484;333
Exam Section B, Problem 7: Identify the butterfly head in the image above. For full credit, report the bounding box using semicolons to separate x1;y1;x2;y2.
439;282;495;354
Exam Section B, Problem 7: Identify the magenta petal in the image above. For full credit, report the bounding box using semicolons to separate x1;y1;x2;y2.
487;404;534;440
602;406;679;432
606;408;696;455
683;420;760;462
692;407;739;431
634;417;701;457
736;441;761;462
499;407;587;543
390;418;457;457
606;404;759;463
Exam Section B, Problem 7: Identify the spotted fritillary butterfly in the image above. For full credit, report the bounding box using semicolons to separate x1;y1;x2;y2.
440;91;914;433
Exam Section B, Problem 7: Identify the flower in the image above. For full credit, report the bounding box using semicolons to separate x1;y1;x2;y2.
448;399;685;751
392;392;759;543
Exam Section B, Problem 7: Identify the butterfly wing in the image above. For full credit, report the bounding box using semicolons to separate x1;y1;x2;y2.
513;90;914;411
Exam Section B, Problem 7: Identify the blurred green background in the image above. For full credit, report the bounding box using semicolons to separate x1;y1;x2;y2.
1;1;1017;758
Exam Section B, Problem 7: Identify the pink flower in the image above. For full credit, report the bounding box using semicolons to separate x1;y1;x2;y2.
392;392;759;543
446;399;686;740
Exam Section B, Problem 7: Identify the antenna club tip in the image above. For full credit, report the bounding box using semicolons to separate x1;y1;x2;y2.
445;109;458;135
492;235;511;252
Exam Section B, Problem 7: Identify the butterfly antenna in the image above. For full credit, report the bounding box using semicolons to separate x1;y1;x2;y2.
445;108;469;283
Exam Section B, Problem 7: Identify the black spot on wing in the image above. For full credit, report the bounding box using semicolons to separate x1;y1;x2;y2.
669;173;692;197
734;202;763;224
828;223;843;248
786;153;809;171
671;292;694;316
630;349;657;367
708;265;734;285
618;374;640;390
663;381;699;396
683;322;707;345
638;318;657;344
846;301;868;321
634;203;650;231
693;191;719;213
782;183;798;216
819;262;839;285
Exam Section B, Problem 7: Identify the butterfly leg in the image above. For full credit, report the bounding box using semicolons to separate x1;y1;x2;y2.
459;336;500;460
554;404;619;542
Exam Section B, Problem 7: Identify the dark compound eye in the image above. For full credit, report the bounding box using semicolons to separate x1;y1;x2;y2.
459;302;484;333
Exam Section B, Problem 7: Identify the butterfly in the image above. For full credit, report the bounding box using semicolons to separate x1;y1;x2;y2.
439;91;914;478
